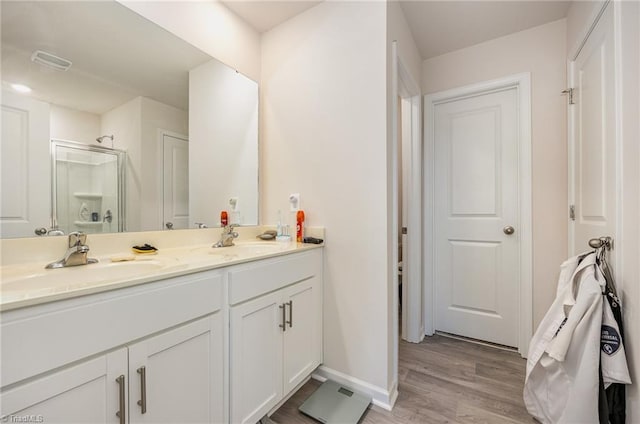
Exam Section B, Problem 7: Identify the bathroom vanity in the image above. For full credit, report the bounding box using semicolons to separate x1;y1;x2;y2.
0;237;323;424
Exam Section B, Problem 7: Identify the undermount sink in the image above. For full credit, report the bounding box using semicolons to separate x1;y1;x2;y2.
189;241;286;258
231;241;286;255
1;259;176;294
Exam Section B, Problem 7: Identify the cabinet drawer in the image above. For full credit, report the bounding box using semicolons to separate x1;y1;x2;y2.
228;250;321;305
1;270;223;388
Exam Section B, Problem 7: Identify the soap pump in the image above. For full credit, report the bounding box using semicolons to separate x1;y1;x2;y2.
276;210;282;236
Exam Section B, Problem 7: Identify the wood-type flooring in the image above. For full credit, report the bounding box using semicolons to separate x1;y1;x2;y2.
270;334;535;424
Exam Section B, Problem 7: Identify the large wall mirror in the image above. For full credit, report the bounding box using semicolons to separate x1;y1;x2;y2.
0;0;259;239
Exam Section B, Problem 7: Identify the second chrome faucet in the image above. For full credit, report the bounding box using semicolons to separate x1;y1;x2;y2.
213;224;239;248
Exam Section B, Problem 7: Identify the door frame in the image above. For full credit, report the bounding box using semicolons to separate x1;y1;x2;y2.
156;129;188;230
423;73;532;356
396;51;424;345
392;42;424;347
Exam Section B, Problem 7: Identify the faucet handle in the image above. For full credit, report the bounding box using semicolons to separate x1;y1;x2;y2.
68;232;87;247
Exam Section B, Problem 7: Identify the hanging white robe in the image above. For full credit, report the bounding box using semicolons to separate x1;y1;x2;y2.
523;252;630;424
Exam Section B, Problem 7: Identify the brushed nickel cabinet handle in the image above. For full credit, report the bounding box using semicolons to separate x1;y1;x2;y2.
137;366;147;414
115;375;125;424
286;301;293;328
279;303;286;332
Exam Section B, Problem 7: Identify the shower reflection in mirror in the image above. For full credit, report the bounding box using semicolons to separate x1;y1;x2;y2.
51;140;126;235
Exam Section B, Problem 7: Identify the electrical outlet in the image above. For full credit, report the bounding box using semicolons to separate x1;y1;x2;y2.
289;193;300;211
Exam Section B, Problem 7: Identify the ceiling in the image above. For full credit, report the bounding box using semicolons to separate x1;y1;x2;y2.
400;1;571;59
2;1;572;115
221;1;322;33
1;1;212;114
221;0;571;59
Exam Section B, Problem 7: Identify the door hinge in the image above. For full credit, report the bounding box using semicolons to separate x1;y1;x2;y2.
561;88;575;105
569;204;576;221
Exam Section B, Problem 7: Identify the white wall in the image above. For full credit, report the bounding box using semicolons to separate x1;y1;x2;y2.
422;20;567;329
261;1;393;406
630;2;640;415
101;97;188;232
189;59;258;228
101;97;142;232
50;105;100;145
118;0;261;82
139;97;188;231
387;1;422;86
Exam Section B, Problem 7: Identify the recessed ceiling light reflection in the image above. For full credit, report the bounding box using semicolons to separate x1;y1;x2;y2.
11;84;32;93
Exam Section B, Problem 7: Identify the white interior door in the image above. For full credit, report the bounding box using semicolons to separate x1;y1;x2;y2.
570;4;616;257
433;87;520;347
1;90;51;238
162;134;188;230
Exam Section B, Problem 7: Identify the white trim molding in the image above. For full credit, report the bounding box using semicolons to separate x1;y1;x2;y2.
312;366;399;411
397;52;424;345
423;73;533;357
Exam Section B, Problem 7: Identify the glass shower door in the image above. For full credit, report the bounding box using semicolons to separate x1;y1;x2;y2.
51;140;126;235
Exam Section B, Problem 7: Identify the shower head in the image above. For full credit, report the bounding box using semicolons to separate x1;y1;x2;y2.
96;135;114;143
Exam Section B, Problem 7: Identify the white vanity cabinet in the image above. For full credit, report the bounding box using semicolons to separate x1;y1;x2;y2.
0;348;128;423
229;250;323;424
0;245;324;424
1;316;221;424
127;315;222;423
0;270;224;424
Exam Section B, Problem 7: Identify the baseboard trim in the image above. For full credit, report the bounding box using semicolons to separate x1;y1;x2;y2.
311;366;397;411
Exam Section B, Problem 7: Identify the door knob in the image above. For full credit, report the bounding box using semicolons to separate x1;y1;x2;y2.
165;222;173;230
503;226;515;235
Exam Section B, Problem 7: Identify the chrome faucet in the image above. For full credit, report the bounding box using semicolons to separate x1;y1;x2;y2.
46;232;99;269
213;224;239;248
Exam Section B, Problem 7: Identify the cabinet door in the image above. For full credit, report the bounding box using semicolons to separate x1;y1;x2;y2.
230;291;284;424
128;315;222;424
283;277;322;393
0;348;127;424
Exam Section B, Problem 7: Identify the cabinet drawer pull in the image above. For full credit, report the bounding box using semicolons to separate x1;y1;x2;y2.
115;375;125;424
286;300;293;328
137;366;147;414
279;303;286;332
